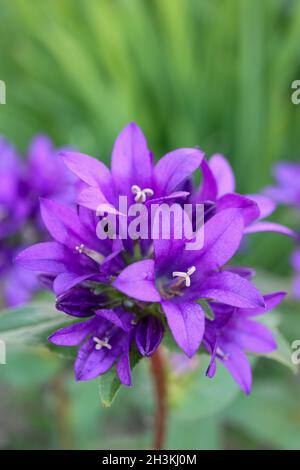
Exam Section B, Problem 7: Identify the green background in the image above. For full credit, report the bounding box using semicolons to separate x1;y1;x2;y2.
0;0;300;450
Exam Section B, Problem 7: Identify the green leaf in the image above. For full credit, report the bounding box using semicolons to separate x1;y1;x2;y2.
0;302;71;346
99;346;142;407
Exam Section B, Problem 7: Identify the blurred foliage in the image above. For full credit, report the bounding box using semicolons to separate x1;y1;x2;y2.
0;0;300;450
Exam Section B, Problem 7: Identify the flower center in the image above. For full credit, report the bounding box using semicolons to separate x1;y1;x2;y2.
131;184;154;203
75;244;104;264
172;266;196;288
93;336;112;351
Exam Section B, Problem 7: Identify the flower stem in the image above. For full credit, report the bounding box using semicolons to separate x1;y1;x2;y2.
150;348;168;450
52;369;74;449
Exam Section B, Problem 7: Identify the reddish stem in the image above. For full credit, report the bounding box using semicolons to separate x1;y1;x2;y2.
150;348;168;450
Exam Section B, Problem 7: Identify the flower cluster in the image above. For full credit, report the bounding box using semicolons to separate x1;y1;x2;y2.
0;135;76;306
17;123;288;393
265;161;300;298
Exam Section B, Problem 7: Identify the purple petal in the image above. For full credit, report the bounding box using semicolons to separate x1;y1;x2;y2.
95;308;133;332
244;221;296;238
53;272;95;295
197;271;265;309
197;159;218;202
75;331;123;381
111;123;153;197
225;318;276;353
60;151;114;201
219;342;252;394
247;194;276;219
153;205;190;273
40;198;98;250
116;345;132;386
113;260;161;302
238;291;286;317
15;242;71;274
154;148;204;196
193;208;244;273
76;186;120;214
209;154;235;196
48;317;100;346
162;300;205;357
216;194;260;226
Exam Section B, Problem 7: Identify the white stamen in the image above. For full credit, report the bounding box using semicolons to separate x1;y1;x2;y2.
172;266;196;287
93;336;112;351
131;184;154;203
75;244;104;264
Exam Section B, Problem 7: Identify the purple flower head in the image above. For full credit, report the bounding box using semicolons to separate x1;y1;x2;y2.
16;123;288;390
0;135;77;307
204;292;285;394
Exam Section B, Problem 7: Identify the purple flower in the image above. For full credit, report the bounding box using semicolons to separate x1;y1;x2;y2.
0;135;77;306
204;292;285;394
49;308;134;384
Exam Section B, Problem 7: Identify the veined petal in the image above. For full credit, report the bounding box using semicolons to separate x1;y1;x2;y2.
162;300;205;357
113;259;161;302
154;148;204;196
219;342;252;395
111;122;153;196
40;198;97;250
60;151;114;201
53;272;95;295
192;209;244;273
95;308;133;332
75;331;123;381
196;271;265;309
197;159;218;202
77;186;120;215
48;317;100;346
226;318;276;353
216;193;260;226
209;154;235;196
116;342;132;386
15;242;71;273
238;291;286;317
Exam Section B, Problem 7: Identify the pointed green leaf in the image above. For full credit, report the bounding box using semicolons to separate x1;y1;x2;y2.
99;346;142;407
